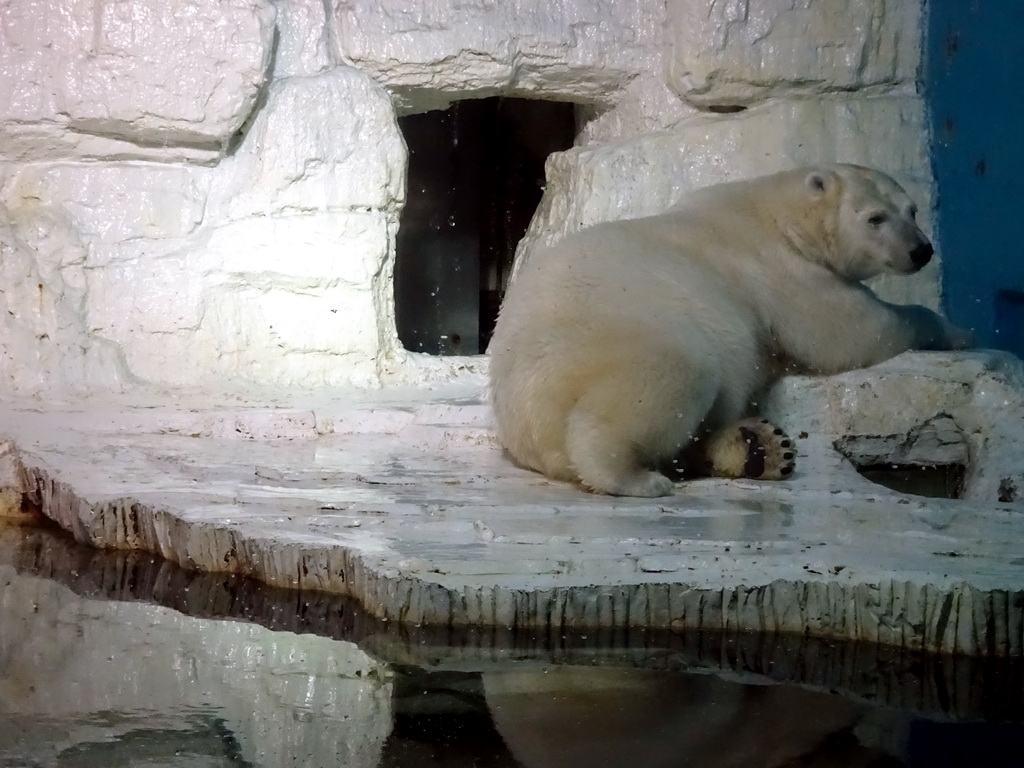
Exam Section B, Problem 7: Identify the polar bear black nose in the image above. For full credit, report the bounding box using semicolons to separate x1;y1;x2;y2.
910;242;933;268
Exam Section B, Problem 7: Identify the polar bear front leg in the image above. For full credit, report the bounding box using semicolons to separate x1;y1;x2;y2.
699;418;796;480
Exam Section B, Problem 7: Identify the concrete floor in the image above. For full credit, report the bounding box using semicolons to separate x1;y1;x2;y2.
2;350;1023;655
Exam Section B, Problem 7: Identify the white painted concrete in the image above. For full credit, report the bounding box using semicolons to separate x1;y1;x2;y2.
0;0;939;394
667;0;922;108
330;0;666;114
0;0;276;164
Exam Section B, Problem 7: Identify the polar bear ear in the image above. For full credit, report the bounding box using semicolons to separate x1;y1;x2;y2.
805;171;831;195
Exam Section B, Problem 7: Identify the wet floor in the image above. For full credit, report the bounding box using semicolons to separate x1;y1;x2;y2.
1;523;1023;768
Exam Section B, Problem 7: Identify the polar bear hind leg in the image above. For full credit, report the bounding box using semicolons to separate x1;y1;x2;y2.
698;418;796;480
563;358;717;497
565;406;676;497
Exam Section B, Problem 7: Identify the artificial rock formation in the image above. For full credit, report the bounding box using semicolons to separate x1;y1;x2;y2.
7;0;1020;654
0;0;937;395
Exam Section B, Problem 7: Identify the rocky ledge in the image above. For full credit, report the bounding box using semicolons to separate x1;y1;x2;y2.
2;351;1023;655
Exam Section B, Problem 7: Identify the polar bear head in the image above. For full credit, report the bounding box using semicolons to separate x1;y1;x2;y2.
803;164;933;282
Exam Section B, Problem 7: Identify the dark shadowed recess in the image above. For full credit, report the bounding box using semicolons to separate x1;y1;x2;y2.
394;97;577;356
856;463;966;499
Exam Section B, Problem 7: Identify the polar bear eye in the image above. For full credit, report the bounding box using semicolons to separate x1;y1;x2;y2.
907;205;918;220
866;212;888;228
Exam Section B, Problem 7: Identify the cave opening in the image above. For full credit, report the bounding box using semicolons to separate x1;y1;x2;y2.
394;97;577;356
856;463;966;499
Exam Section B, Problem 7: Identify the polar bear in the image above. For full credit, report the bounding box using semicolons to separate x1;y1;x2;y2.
488;164;973;497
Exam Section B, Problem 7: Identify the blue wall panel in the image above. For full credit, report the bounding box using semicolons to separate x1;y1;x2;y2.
926;1;1024;357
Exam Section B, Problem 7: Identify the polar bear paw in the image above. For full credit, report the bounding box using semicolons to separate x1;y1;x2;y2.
581;470;675;498
702;418;796;480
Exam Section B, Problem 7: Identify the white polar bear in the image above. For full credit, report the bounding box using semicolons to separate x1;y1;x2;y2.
488;164;973;497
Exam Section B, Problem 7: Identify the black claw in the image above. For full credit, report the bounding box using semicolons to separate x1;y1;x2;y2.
783;452;794;460
761;419;770;424
739;426;766;478
781;466;793;476
780;439;792;448
773;428;784;435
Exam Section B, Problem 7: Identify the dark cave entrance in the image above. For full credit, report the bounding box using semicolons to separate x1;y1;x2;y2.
394;97;577;356
855;463;966;499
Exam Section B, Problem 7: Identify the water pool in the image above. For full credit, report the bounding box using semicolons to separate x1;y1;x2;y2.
1;525;1021;767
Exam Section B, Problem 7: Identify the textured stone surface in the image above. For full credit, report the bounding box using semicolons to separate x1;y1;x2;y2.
113;67;409;388
0;0;276;164
271;0;333;78
0;439;25;517
668;0;922;108
0;66;408;392
0;0;936;395
0;203;136;396
329;0;665;112
207;68;406;221
763;352;1024;505
576;76;696;146
2;352;1023;654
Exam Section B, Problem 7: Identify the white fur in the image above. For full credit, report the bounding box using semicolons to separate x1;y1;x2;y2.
489;165;973;497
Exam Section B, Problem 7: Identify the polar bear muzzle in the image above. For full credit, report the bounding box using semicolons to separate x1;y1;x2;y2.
910;241;934;270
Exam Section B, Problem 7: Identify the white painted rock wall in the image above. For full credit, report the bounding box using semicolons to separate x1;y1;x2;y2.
0;0;936;396
0;0;276;164
667;0;922;108
330;0;666;113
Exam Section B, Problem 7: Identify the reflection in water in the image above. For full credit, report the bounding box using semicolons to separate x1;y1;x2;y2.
1;712;248;768
1;525;1022;767
382;666;892;768
484;667;888;768
381;666;1024;768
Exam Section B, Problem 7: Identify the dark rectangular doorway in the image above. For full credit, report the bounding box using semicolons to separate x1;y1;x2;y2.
394;97;577;355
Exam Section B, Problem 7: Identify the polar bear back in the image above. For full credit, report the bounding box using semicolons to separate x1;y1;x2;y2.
490;209;771;482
